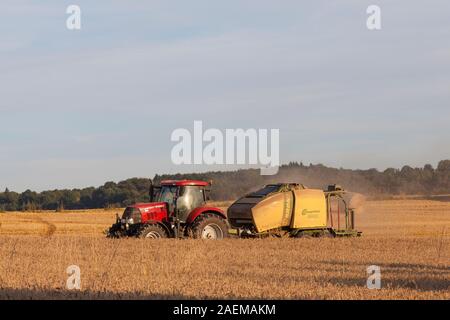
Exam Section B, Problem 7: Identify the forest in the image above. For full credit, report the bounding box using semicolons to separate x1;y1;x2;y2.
1;160;449;211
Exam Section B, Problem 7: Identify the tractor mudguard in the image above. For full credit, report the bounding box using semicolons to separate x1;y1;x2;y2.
186;207;226;224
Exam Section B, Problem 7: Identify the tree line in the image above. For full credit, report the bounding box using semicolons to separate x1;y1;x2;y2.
1;160;449;211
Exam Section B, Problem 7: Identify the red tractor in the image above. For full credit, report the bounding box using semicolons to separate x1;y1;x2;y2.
107;180;229;239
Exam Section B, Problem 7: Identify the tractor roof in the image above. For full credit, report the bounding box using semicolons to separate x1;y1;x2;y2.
160;180;209;187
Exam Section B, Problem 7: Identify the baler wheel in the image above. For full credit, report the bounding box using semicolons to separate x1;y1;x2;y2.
295;232;313;239
190;213;229;240
140;224;168;239
320;231;335;238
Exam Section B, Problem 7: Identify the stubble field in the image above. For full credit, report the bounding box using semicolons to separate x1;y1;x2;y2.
0;199;448;300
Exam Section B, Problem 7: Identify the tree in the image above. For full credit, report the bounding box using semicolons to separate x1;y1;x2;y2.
436;160;450;193
19;190;38;211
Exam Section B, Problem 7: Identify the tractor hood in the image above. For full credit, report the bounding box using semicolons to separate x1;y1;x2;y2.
123;202;168;224
131;202;167;212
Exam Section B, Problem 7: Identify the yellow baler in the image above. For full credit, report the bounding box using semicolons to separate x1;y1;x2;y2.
227;183;361;238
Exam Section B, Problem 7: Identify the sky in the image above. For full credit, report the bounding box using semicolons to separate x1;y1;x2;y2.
1;1;449;192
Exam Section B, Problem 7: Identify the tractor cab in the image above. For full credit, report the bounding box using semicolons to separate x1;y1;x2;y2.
150;180;210;222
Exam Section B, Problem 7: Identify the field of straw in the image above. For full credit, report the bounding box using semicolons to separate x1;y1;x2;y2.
0;199;448;300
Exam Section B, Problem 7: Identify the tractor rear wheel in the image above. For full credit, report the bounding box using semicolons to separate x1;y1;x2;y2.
190;213;228;240
140;224;168;239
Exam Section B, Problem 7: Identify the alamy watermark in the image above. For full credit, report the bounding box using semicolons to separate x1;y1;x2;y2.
66;5;81;30
66;265;81;290
171;121;279;175
366;5;381;30
64;5;380;31
366;265;381;289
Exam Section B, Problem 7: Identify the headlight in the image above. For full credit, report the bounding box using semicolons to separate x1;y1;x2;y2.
127;218;134;224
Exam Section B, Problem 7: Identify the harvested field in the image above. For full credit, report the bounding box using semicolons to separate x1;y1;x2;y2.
0;200;448;299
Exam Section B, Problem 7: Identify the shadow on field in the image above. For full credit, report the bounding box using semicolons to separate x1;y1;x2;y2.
324;275;449;292
320;260;450;292
321;260;450;272
0;287;248;300
411;195;450;202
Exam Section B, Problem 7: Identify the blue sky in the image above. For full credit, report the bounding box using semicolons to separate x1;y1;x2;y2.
1;1;449;191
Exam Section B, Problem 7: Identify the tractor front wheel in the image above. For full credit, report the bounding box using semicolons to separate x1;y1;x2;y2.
140;224;168;239
190;214;228;240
